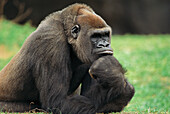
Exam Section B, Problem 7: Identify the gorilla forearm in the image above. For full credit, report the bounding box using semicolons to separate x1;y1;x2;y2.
38;80;97;114
68;64;90;95
61;55;135;113
40;81;121;114
85;55;135;112
97;80;135;113
61;96;96;114
82;80;129;112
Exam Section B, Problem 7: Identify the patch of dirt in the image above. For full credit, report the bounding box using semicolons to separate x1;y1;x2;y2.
161;77;170;89
0;45;14;59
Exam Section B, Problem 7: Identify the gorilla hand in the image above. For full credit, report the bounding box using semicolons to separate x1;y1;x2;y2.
89;55;126;89
88;55;135;112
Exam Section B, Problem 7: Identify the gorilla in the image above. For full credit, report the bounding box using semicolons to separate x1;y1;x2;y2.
0;3;134;114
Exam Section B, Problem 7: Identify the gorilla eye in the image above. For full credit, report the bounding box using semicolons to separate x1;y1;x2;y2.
71;25;80;39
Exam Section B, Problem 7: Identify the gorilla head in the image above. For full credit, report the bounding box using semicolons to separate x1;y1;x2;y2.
61;4;113;64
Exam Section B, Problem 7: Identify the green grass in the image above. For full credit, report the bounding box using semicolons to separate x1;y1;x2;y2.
0;19;170;113
112;35;170;113
0;19;35;49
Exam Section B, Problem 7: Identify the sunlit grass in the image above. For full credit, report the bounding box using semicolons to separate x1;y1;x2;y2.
0;19;35;50
112;35;170;113
0;19;170;113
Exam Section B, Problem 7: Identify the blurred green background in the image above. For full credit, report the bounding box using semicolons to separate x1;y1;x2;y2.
0;19;169;113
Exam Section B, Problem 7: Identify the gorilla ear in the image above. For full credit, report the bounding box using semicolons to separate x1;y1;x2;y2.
71;25;80;39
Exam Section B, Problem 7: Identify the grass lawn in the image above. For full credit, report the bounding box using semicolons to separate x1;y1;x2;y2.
112;35;170;113
0;19;169;113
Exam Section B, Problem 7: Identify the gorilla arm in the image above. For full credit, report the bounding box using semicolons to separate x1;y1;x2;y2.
68;64;90;95
61;56;135;113
82;56;135;113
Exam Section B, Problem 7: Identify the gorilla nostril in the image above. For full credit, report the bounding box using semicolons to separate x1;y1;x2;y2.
106;43;110;47
97;40;109;48
97;43;105;48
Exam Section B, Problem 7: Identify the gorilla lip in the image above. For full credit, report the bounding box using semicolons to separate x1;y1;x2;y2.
93;48;113;55
97;50;113;55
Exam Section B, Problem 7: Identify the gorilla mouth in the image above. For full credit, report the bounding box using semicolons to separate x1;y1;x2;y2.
93;48;113;56
97;50;113;55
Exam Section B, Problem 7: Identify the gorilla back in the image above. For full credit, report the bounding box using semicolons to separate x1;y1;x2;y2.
0;3;134;113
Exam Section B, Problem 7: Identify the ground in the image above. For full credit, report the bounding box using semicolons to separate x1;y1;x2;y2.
0;19;169;113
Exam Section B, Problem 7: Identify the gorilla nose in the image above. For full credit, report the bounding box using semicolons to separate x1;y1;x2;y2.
97;40;110;48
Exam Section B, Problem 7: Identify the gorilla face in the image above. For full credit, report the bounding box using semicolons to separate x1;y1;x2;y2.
69;8;113;64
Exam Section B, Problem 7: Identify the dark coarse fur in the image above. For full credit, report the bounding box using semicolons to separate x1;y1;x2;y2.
87;55;135;113
0;3;134;114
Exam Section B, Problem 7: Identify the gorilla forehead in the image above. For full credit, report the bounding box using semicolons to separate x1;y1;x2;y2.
60;3;108;30
77;8;107;28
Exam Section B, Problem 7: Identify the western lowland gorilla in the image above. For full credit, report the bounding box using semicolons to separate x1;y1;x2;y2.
0;3;134;114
